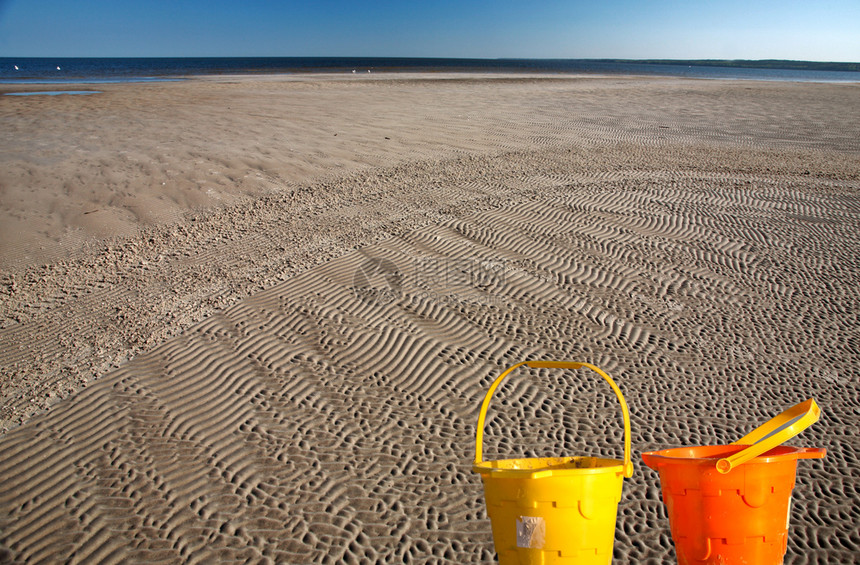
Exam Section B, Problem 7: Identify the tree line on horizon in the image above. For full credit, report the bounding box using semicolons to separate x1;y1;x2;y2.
612;59;859;72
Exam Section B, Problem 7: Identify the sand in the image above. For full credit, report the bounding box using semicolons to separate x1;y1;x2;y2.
0;74;858;563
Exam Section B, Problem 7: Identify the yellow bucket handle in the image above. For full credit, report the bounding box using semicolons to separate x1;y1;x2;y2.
716;398;821;474
474;360;634;478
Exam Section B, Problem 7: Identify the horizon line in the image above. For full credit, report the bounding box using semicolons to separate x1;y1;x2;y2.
1;56;858;64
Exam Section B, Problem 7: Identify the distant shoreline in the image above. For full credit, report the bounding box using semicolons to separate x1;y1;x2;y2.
603;59;860;72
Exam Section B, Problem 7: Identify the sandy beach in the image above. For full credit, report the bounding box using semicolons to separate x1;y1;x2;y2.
1;74;858;563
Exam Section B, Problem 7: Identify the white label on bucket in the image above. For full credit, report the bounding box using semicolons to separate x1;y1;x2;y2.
786;495;792;529
516;516;546;549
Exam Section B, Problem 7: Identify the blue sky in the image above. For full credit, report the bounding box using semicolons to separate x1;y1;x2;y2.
0;0;857;61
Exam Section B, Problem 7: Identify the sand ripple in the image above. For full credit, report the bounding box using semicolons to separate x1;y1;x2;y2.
2;168;859;562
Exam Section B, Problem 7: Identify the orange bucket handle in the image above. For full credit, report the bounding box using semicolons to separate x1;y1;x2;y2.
474;360;633;478
717;398;822;473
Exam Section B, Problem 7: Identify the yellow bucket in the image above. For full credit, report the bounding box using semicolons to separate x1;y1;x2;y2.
473;361;634;565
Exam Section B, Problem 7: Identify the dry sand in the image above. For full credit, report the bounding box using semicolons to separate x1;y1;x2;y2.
0;75;858;563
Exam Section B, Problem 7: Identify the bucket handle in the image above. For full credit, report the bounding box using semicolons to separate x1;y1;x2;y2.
474;360;633;478
717;398;821;474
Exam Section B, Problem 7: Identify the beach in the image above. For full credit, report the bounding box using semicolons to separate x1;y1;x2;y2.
1;74;858;562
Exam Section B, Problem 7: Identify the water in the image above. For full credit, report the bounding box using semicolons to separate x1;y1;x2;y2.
1;57;858;84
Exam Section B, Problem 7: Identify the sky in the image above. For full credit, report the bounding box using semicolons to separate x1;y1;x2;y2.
0;0;858;61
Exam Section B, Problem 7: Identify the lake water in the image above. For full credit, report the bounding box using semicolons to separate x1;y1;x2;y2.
1;57;858;84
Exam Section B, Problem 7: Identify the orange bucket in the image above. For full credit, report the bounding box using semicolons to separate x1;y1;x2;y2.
642;399;826;565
